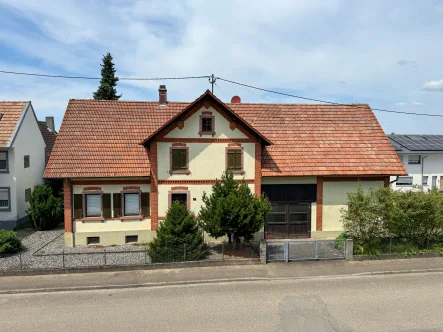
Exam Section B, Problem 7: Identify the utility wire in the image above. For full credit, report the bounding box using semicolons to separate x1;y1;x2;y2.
217;77;443;118
0;70;210;81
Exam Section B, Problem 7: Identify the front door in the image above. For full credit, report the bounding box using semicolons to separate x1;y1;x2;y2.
266;203;311;239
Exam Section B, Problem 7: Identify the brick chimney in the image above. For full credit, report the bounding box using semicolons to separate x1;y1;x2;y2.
45;116;55;132
159;85;167;106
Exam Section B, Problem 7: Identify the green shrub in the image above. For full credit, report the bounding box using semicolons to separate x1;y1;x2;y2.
27;184;64;231
0;229;21;254
149;201;209;263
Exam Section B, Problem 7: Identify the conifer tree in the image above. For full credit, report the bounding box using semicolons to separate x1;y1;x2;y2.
93;52;121;100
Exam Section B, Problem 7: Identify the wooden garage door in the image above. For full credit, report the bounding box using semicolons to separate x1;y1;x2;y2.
266;203;311;239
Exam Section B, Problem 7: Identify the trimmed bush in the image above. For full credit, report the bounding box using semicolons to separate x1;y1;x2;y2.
27;184;64;231
149;201;209;263
0;229;21;254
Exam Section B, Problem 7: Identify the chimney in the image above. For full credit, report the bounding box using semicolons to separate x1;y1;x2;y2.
45;116;55;132
231;95;241;103
159;85;167;106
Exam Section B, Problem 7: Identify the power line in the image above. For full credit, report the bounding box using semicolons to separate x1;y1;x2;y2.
217;77;443;118
0;70;210;81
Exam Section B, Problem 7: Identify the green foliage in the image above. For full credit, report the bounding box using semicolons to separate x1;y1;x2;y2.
148;202;209;263
0;229;21;254
44;178;63;198
198;172;271;244
27;184;64;231
93;53;121;100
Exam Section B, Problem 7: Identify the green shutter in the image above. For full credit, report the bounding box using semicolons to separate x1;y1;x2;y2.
73;194;83;219
113;193;122;218
180;150;187;169
235;151;241;169
171;149;179;169
103;193;112;219
141;193;150;217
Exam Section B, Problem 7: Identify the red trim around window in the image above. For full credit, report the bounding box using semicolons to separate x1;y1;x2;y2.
120;189;142;219
225;146;245;175
199;112;216;137
81;190;104;221
169;147;190;175
168;190;191;210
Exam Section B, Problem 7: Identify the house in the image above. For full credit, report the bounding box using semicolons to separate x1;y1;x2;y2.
38;117;57;165
44;87;406;247
0;102;47;229
387;134;443;191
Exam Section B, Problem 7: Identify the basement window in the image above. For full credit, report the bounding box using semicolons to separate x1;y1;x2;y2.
87;237;100;245
397;176;413;186
125;235;138;244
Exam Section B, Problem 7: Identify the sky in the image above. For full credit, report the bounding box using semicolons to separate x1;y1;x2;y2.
0;0;442;133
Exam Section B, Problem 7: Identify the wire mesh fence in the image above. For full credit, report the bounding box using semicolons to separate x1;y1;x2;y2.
352;236;443;255
0;241;260;271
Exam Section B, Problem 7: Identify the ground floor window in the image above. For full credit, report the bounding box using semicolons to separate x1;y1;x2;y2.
169;191;190;210
123;192;140;216
85;193;101;217
0;187;10;211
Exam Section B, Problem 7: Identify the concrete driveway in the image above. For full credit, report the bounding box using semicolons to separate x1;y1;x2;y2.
1;272;442;332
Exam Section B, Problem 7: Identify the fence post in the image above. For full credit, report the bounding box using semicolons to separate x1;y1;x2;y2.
104;250;107;266
390;237;392;253
183;244;186;261
145;247;147;264
62;249;65;269
19;253;22;270
314;240;318;259
222;242;224;260
259;240;267;264
345;239;354;261
284;241;289;263
427;239;430;250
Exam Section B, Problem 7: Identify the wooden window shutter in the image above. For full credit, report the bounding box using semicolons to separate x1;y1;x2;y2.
103;193;112;219
73;194;83;219
113;193;122;218
141;192;150;217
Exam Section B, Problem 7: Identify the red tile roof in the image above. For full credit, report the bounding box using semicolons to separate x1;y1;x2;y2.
44;92;406;178
0;101;28;147
38;121;58;165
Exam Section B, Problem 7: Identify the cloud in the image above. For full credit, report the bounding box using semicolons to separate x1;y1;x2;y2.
397;60;417;66
395;102;406;106
423;79;443;91
413;102;422;105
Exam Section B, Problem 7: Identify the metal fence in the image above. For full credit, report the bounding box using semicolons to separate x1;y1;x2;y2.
266;239;346;262
353;237;443;255
0;241;260;271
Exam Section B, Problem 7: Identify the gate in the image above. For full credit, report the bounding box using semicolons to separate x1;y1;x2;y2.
266;239;346;262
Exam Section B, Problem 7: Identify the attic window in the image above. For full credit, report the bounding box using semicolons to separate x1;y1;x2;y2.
199;113;215;136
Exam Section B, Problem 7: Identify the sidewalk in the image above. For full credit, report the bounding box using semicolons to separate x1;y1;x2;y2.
1;257;443;294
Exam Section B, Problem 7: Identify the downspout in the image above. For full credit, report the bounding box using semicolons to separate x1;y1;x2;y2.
390;176;399;184
421;155;428;190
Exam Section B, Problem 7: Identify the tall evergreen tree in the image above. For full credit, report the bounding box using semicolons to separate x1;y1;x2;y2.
93;53;121;100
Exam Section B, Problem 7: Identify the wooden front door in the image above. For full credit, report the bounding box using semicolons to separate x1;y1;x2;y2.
266;203;311;239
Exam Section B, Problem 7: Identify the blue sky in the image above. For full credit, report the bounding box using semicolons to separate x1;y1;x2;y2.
0;0;442;133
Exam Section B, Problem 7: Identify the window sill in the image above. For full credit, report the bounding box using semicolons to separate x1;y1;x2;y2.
169;170;191;175
81;217;105;222
120;215;143;221
0;209;11;212
0;171;9;174
228;170;245;175
198;131;216;137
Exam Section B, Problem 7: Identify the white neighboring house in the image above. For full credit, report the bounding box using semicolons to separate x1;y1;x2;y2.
388;134;443;191
0;102;47;229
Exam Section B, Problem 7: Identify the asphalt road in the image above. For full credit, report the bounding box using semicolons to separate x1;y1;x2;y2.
1;273;442;332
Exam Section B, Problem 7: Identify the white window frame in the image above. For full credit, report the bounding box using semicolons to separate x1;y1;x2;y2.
0;151;8;173
0;187;11;211
422;176;428;186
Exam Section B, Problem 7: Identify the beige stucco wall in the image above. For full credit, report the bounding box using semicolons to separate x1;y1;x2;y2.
165;106;248;139
157;142;255;181
72;183;151;236
262;176;317;184
158;183;255;217
322;181;384;232
75;230;156;246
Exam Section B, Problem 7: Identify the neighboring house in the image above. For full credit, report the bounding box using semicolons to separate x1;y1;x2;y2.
44;87;405;247
0;102;46;229
388;134;443;191
38;117;57;165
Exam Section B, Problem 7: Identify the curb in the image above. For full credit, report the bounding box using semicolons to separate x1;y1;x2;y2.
1;268;443;295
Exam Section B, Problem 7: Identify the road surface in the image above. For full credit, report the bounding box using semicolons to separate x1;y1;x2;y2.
1;272;442;331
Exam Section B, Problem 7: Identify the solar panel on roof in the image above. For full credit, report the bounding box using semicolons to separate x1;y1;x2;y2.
388;135;443;151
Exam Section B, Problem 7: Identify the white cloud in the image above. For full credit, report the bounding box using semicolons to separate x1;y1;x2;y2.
423;79;443;91
413;102;422;105
395;102;406;106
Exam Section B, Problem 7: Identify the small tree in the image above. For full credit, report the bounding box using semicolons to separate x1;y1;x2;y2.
0;230;21;254
199;172;271;246
148;202;209;263
27;184;63;231
93;52;121;100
